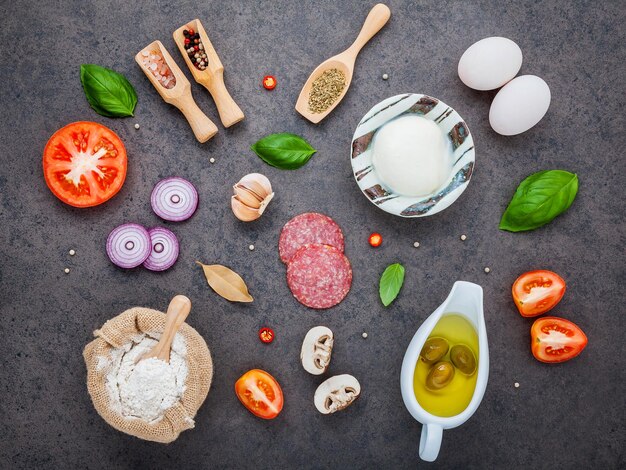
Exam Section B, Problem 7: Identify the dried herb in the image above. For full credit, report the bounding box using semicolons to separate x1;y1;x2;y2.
308;68;346;114
196;262;253;302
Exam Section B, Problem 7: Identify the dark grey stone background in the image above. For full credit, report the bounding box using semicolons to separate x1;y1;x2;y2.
1;0;624;468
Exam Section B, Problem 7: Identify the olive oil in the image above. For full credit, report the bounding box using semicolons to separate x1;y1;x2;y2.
413;314;479;417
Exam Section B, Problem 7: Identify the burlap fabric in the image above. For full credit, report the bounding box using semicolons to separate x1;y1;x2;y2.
83;307;213;443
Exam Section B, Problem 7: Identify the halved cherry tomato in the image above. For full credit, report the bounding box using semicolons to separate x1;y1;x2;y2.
235;369;283;419
512;270;566;317
531;317;587;363
43;121;127;207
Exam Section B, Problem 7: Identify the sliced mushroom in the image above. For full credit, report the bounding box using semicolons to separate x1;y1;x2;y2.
314;374;361;414
300;326;334;375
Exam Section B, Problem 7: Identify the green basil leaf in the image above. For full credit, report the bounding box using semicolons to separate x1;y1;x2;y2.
499;170;579;232
80;64;137;117
379;263;405;307
250;133;316;169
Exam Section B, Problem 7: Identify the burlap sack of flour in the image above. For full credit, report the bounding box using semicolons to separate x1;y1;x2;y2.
83;307;213;443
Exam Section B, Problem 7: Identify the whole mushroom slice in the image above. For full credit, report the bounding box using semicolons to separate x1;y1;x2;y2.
314;374;361;414
300;326;334;375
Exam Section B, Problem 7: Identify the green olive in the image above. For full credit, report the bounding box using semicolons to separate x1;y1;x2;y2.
420;337;449;364
450;344;477;375
425;361;455;391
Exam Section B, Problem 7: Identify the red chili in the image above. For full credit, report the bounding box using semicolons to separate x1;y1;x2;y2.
369;232;382;247
187;28;195;35
262;75;277;90
259;327;275;343
184;38;190;45
194;45;199;51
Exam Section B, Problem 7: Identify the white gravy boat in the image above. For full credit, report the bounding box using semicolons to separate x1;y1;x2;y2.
400;281;489;462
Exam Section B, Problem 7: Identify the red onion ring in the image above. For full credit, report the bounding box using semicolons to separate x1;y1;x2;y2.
151;177;198;222
106;223;151;268
143;227;180;271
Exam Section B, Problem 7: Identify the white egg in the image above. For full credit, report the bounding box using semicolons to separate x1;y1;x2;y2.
458;37;522;90
489;75;551;136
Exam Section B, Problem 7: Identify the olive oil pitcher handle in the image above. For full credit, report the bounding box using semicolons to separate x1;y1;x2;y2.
419;423;443;462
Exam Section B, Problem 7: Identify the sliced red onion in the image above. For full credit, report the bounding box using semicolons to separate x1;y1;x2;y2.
151;177;198;222
106;223;151;269
142;227;179;271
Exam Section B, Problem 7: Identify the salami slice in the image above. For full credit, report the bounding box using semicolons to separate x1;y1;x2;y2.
279;213;344;264
287;244;352;309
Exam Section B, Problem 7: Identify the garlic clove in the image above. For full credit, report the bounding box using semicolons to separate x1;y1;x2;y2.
257;192;275;215
238;173;273;198
231;196;262;221
233;184;264;209
231;173;274;222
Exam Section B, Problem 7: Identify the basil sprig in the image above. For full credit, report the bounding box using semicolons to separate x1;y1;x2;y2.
499;170;579;232
80;64;137;117
379;263;405;307
251;133;316;169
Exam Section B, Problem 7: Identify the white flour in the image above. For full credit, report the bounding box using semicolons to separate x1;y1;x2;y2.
101;332;188;423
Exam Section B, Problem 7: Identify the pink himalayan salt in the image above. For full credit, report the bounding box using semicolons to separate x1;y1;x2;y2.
142;50;176;89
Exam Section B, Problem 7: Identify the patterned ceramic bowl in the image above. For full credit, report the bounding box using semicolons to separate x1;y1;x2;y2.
351;94;475;217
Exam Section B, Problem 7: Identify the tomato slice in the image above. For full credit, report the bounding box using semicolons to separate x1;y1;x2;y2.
512;270;566;317
531;317;587;363
43;122;127;207
235;369;283;419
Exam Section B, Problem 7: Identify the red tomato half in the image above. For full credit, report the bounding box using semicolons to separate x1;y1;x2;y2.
512;270;566;317
43;121;127;207
531;317;587;363
235;369;283;419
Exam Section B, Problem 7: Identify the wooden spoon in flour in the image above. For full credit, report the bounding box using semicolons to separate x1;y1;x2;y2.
139;295;191;363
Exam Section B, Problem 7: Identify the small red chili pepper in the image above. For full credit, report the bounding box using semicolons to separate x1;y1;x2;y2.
259;327;275;344
194;45;199;51
187;28;195;35
368;232;383;247
184;38;190;45
262;75;277;90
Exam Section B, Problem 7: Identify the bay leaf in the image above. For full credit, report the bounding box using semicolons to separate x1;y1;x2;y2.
196;262;253;302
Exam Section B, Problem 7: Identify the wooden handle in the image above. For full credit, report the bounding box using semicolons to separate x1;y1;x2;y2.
200;71;245;128
171;93;218;143
155;295;192;363
346;4;391;57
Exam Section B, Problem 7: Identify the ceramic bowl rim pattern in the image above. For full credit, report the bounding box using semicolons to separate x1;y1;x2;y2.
350;93;475;218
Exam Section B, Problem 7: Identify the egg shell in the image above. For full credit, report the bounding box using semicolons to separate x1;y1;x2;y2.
458;37;523;91
489;75;551;136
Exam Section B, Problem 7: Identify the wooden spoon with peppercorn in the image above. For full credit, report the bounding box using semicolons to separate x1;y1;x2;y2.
173;20;245;128
295;3;391;124
135;40;218;143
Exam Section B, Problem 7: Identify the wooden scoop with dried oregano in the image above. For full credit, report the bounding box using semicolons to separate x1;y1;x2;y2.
308;68;346;114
